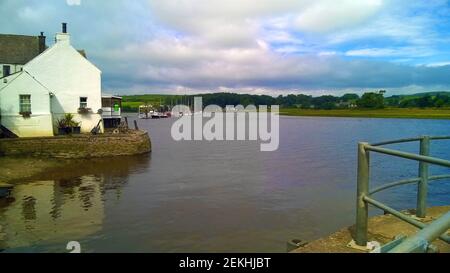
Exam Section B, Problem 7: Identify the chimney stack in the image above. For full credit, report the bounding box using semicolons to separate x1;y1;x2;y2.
56;23;71;45
38;32;46;53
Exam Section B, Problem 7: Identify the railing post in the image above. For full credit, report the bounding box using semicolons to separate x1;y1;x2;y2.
417;136;430;218
355;142;370;246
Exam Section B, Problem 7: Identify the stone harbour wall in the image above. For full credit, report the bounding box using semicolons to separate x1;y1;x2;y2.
0;130;151;159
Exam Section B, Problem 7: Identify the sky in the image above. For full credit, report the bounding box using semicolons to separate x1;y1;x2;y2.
1;0;450;96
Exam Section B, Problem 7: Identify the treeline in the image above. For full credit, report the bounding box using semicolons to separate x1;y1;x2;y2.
386;93;450;108
199;91;450;109
172;92;375;109
121;91;450;111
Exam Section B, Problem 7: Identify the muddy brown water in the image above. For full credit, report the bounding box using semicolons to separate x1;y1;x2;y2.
1;116;449;253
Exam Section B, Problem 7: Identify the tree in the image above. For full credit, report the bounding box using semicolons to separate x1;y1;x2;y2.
417;95;433;108
312;95;339;109
357;92;385;109
341;93;359;102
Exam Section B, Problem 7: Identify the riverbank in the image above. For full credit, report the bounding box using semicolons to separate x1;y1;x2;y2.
0;130;151;159
280;108;450;119
292;206;450;253
0;130;151;183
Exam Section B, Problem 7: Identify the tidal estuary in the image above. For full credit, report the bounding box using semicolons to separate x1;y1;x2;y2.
1;116;449;253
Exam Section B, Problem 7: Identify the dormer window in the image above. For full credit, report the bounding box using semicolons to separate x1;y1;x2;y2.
3;65;11;77
80;97;88;109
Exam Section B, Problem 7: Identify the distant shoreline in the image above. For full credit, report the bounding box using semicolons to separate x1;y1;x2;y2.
280;108;450;120
124;108;450;120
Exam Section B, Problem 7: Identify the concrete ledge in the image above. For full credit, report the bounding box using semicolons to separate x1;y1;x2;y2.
0;130;151;159
292;206;450;253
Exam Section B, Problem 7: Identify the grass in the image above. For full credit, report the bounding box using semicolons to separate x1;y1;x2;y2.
122;101;145;112
280;108;450;119
122;94;188;112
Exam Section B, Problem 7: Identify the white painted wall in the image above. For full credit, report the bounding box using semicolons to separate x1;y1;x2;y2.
24;33;103;134
0;64;23;78
0;32;104;137
0;72;53;137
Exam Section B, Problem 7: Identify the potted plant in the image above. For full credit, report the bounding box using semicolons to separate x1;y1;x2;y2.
56;118;70;135
64;114;81;134
71;120;82;134
56;114;81;135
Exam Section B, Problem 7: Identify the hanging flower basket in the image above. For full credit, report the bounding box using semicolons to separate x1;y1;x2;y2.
78;108;92;115
19;111;32;118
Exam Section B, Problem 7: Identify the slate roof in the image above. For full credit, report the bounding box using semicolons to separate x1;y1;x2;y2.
0;34;42;65
0;34;87;65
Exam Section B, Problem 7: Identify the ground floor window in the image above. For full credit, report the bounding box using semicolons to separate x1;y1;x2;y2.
19;94;31;113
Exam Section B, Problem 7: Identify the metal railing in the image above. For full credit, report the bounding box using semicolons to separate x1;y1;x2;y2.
355;136;450;253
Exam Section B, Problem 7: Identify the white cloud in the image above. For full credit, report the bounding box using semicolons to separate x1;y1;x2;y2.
318;51;337;57
66;0;81;6
346;47;434;58
293;0;383;32
148;0;386;40
425;62;450;68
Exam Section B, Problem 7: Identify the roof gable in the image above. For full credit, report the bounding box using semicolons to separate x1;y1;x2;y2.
0;34;41;65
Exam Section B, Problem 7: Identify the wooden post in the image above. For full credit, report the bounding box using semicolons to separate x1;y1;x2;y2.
134;120;139;131
124;117;129;129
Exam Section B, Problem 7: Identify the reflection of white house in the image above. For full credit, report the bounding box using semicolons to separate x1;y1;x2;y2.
0;177;104;250
0;23;103;137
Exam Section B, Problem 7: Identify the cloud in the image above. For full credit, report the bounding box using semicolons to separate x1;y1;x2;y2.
66;0;81;6
345;47;434;58
293;0;383;32
2;0;450;95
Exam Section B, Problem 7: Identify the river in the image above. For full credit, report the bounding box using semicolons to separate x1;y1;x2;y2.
1;116;449;253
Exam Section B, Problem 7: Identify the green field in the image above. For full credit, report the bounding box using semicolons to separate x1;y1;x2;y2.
122;94;187;112
280;108;450;119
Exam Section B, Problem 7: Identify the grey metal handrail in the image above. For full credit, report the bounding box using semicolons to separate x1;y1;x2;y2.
354;136;450;252
389;211;450;253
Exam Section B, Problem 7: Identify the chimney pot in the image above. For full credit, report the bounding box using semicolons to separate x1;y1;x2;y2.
62;23;67;33
38;32;46;53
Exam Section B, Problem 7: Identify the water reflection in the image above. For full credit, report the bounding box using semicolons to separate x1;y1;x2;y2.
0;154;150;251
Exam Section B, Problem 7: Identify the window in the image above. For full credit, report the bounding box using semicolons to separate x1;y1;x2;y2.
3;65;11;77
19;95;31;113
80;97;88;109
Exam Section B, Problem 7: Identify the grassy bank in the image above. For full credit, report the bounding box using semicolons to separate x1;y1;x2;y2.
280;108;450;119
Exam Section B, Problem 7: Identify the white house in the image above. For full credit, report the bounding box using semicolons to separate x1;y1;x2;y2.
0;23;104;137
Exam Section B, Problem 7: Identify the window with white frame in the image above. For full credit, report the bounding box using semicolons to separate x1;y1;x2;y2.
80;97;88;109
19;95;31;113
